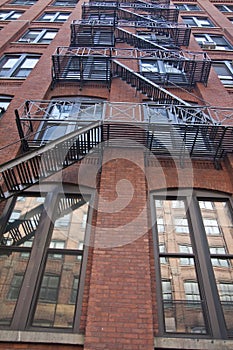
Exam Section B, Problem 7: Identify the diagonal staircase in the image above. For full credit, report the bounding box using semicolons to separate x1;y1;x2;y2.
0;122;102;201
111;59;190;105
116;27;168;50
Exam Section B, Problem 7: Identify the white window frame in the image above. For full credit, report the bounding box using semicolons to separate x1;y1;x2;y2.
199;201;214;210
174;217;190;234
162;279;172;301
0;54;40;78
194;34;233;50
219;283;233;302
184;281;201;302
141;60;184;74
10;0;36;5
182;16;214;27
52;0;77;6
210;247;229;267
0;95;12;117
216;4;233;12
18;29;58;44
212;61;233;87
37;11;70;22
175;3;201;11
0;10;23;20
179;245;194;265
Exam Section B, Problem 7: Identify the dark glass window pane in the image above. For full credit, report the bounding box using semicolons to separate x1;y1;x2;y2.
0;252;29;325
32;254;82;328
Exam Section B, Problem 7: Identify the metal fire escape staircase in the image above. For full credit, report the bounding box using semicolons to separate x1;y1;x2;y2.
1;0;233;207
0;122;102;201
1;106;233;204
112;58;189;104
116;27;170;50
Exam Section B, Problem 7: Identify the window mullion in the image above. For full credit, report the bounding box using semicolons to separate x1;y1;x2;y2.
150;195;165;335
11;54;25;77
189;196;228;338
10;190;58;330
34;30;45;43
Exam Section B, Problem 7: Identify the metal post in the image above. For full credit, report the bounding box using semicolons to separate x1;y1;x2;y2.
15;109;29;152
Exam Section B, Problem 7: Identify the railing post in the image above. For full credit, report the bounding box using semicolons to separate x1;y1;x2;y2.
15;109;29;152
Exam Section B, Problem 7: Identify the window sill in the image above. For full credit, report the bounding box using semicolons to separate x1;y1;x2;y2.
154;337;233;349
0;330;84;345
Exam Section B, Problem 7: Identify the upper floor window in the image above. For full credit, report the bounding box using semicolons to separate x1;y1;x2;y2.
0;10;23;20
179;245;194;265
10;0;37;4
0;95;12;118
136;30;174;48
0;189;92;331
215;4;233;12
37;11;70;22
18;29;58;44
52;0;77;6
203;218;221;235
184;281;201;302
7;274;24;300
37;274;60;303
162;280;172;304
210;247;229;267
33;97;103;145
194;34;233;50
153;192;233;338
175;3;201;11
219;283;233;302
0;54;40;78
73;29;114;47
182;16;214;27
212;61;233;87
140;59;188;86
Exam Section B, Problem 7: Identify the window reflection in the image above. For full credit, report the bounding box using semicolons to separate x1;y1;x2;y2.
32;195;88;328
0;253;29;325
155;199;207;334
160;258;207;334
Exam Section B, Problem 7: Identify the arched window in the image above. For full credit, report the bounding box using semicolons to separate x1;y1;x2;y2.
0;185;93;331
151;189;233;338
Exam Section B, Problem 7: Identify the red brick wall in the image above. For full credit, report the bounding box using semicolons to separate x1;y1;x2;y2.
84;148;154;350
0;344;83;350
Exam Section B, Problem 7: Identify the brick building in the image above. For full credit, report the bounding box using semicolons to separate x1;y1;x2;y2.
0;0;233;349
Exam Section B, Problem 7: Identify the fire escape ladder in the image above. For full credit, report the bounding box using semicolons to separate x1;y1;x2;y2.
116;27;168;51
112;59;190;105
117;7;161;24
0;121;102;201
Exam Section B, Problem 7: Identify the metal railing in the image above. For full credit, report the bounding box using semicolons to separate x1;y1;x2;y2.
0;122;102;200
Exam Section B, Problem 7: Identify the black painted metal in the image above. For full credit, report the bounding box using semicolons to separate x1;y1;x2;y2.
0;116;233;201
0;122;102;200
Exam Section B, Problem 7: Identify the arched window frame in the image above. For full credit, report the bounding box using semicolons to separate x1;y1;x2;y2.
151;189;233;339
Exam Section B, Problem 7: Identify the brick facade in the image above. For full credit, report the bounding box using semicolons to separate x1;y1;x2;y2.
0;0;233;349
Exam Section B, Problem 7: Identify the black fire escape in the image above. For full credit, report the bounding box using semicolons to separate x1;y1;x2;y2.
0;0;233;248
0;0;233;202
52;0;210;91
